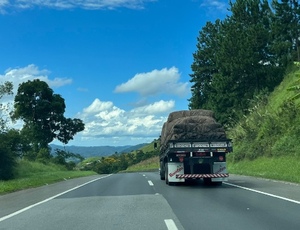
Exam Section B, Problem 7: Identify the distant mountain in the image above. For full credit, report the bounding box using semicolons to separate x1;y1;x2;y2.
50;143;149;159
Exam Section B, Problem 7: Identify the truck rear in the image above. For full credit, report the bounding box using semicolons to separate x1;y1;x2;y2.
158;109;233;185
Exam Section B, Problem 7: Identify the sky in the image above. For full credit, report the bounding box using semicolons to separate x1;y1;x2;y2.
0;0;229;147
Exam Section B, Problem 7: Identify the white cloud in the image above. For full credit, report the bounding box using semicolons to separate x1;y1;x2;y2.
131;100;175;115
200;0;227;13
114;67;189;97
83;98;115;115
77;98;172;141
0;0;156;12
1;64;72;95
0;0;8;7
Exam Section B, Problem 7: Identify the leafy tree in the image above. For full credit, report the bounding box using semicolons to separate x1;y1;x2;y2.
0;81;13;131
52;149;84;170
189;0;284;124
0;82;16;180
0;130;21;180
12;79;85;159
0;143;15;180
271;0;300;65
189;20;222;110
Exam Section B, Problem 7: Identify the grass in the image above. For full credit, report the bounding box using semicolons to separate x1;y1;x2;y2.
227;155;300;184
0;160;97;194
124;156;159;172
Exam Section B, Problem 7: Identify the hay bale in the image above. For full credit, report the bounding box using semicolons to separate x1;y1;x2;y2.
167;109;214;123
160;110;226;150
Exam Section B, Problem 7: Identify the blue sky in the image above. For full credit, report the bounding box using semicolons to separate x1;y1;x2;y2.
0;0;229;147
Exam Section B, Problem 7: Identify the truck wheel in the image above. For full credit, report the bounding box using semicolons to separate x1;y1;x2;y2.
160;170;165;180
165;167;169;185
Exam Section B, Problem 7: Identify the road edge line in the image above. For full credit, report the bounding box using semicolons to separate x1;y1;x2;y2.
224;182;300;205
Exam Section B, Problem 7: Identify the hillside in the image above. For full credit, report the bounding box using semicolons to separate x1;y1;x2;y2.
227;66;300;183
228;66;300;160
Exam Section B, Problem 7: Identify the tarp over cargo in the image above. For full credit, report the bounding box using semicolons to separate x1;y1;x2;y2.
160;109;227;152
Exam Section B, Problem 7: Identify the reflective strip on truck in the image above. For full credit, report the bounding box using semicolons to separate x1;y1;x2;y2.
176;173;229;179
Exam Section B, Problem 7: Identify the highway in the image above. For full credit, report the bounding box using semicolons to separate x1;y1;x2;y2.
0;172;299;230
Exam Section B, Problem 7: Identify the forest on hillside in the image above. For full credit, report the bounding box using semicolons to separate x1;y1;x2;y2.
189;0;300;125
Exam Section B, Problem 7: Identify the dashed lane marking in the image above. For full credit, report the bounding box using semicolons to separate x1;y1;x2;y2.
148;180;154;186
164;219;178;230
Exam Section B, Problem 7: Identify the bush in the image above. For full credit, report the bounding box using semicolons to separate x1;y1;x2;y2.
0;145;16;180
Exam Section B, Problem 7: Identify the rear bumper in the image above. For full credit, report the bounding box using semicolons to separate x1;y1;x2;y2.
176;173;229;179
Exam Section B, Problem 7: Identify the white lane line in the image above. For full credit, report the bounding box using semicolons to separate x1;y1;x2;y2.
224;182;300;205
148;180;154;186
164;219;178;230
0;174;112;222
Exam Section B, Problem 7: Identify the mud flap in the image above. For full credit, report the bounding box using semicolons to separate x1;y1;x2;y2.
166;162;185;183
212;162;228;182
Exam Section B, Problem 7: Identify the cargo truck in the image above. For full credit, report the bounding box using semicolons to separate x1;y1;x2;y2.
157;109;233;185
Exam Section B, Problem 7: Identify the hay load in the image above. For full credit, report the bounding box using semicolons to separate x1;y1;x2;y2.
160;109;227;150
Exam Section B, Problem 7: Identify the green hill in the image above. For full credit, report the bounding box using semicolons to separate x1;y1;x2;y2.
227;66;300;183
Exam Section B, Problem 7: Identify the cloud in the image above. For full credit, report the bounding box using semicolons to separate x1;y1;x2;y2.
200;0;228;14
1;64;72;94
0;0;9;7
114;67;189;97
77;98;173;141
0;0;156;12
131;100;175;115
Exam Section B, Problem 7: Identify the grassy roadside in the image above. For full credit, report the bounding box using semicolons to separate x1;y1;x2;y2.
124;156;159;172
227;155;300;184
0;160;97;194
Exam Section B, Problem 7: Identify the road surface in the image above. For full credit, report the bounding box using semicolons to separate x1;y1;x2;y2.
0;172;299;230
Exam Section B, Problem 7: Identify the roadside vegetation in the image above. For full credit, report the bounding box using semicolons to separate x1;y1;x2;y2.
0;79;93;194
227;67;300;184
124;156;159;172
77;142;159;174
0;160;96;194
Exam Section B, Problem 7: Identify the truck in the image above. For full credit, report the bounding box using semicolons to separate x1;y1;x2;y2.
157;109;232;185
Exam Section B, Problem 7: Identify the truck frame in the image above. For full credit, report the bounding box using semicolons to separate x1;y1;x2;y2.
159;139;233;185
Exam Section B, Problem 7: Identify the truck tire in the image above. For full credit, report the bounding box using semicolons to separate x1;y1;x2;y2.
165;167;169;185
160;170;165;180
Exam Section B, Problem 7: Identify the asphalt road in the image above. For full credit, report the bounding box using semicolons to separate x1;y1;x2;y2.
0;172;299;230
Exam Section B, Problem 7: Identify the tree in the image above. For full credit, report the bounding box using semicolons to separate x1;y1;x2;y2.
12;79;85;159
189;0;284;124
272;0;300;65
189;20;222;110
0;81;16;180
52;149;84;170
0;81;13;131
0;130;21;180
